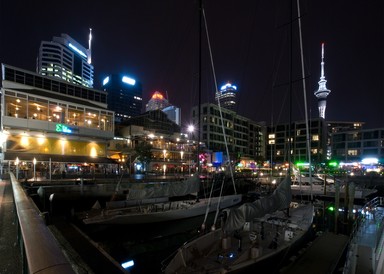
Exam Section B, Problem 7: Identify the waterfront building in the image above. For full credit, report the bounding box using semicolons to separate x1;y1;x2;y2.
102;74;143;123
331;127;384;162
113;113;196;174
267;118;328;164
314;43;331;119
215;83;237;111
267;119;365;165
0;64;116;178
191;103;265;166
37;31;94;88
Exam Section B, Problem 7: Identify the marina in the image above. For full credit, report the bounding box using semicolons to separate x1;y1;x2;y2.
2;171;384;273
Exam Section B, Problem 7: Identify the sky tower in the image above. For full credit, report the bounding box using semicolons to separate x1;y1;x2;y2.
314;43;331;119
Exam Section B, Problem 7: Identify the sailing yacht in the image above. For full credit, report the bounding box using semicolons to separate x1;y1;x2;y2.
82;173;242;225
164;177;314;273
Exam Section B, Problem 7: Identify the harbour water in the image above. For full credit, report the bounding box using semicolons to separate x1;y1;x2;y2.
29;177;382;274
63;199;325;274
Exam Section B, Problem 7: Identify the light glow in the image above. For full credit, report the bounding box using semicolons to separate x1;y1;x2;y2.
121;260;134;269
220;83;237;91
103;76;110;86
362;157;378;165
68;43;87;58
122;76;136;85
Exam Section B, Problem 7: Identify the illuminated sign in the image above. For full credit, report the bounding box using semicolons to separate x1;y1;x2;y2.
122;76;136;85
102;76;110;86
68;43;87;58
56;124;74;134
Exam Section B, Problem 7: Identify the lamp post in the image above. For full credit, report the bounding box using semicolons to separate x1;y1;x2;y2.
187;125;195;176
180;151;184;174
15;157;20;180
163;149;166;175
33;158;37;181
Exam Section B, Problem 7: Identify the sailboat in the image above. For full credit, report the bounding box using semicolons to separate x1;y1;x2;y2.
163;1;314;273
82;0;244;225
163;177;314;273
81;171;242;225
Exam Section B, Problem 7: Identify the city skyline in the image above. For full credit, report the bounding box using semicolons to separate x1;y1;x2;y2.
0;0;383;129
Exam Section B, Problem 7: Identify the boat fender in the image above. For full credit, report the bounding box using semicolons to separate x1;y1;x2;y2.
284;230;294;241
249;232;257;242
222;237;231;250
251;247;261;259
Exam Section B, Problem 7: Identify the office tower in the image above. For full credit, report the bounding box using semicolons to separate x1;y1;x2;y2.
145;91;170;111
215;82;237;111
146;91;180;125
37;31;94;88
102;74;143;123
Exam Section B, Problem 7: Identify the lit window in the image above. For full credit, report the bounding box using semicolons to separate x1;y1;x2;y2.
312;135;319;141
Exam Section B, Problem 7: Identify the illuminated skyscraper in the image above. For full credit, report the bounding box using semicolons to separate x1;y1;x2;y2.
146;91;180;125
146;91;170;111
37;31;94;87
102;74;143;123
215;83;237;111
314;43;331;119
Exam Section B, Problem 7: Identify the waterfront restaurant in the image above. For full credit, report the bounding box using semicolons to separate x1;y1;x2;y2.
0;64;117;179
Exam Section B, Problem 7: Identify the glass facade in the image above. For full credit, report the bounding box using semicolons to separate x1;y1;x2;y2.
4;91;113;132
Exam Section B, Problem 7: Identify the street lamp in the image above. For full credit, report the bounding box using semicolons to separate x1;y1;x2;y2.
187;125;195;175
163;149;167;175
33;158;37;181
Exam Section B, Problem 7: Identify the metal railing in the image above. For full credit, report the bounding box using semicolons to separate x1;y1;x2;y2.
10;172;75;274
343;196;384;274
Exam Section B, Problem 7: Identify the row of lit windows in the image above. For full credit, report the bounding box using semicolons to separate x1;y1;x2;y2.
4;93;114;132
6;134;105;157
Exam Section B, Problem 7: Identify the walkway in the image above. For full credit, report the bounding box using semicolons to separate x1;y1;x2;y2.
281;232;349;274
0;179;22;274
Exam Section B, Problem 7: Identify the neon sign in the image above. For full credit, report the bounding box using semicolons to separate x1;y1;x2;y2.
56;124;73;133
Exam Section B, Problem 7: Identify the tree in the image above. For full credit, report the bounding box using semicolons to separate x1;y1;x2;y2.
134;142;153;172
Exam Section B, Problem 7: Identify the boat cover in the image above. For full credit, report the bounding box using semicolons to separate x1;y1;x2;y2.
126;175;200;199
223;176;292;232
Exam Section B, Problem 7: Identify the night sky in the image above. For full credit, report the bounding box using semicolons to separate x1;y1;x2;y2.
0;0;383;130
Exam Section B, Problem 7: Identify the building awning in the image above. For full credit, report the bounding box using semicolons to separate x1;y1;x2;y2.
4;152;118;164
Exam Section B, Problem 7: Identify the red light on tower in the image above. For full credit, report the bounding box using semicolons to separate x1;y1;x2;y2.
151;91;164;100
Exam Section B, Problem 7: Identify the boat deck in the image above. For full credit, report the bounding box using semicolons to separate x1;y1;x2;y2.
166;204;313;273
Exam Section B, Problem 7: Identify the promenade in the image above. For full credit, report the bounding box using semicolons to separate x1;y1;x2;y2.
0;179;22;274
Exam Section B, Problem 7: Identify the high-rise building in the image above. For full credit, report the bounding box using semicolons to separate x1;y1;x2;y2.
102;74;143;123
191;103;265;161
145;91;180;125
314;43;331;119
145;91;171;111
215;83;237;111
37;31;94;88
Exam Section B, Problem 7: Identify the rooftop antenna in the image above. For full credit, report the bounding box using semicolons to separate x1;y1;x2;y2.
87;28;92;64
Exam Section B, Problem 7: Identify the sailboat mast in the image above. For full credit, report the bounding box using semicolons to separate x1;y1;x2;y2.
288;0;293;175
197;0;202;172
297;0;313;201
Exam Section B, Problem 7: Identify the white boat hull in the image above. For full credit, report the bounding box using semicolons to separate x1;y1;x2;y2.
83;194;242;225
